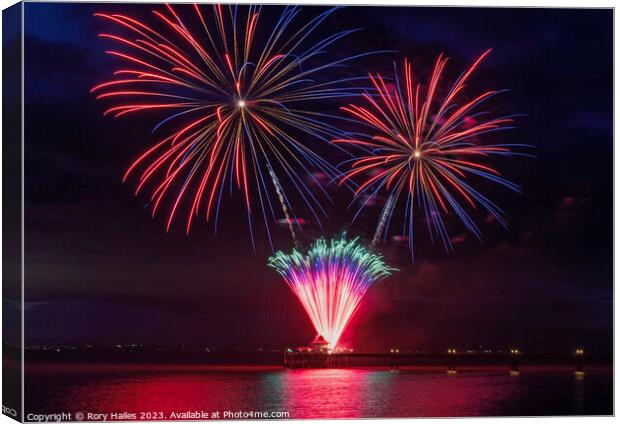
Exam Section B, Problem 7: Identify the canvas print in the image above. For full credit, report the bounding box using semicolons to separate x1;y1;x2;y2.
2;1;613;421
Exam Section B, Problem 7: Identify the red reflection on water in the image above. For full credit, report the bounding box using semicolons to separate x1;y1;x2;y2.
27;366;518;418
278;368;517;418
281;369;365;418
27;365;285;417
29;366;521;418
26;365;612;418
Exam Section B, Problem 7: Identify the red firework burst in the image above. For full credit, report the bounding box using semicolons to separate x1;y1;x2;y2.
92;4;369;247
336;50;530;255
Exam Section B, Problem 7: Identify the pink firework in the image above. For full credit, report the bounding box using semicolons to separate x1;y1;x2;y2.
269;236;394;349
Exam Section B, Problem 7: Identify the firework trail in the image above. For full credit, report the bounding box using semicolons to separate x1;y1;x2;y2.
267;163;298;246
269;235;394;349
92;4;373;247
372;192;395;247
336;50;530;256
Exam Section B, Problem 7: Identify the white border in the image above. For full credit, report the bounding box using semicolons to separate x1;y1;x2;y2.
0;1;615;424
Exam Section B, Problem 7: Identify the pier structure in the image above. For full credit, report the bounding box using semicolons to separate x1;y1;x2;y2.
575;348;585;372
283;348;587;372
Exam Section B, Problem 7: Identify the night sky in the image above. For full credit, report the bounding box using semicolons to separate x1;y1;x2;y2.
19;3;612;354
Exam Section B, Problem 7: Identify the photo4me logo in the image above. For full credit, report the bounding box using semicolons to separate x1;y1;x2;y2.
222;410;290;419
168;410;291;420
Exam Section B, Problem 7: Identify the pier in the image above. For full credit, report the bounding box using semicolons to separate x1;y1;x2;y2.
283;349;588;372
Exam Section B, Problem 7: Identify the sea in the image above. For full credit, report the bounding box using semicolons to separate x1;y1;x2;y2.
25;365;612;419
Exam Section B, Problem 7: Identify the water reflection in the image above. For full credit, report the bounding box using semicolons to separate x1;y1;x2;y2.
278;369;519;417
280;369;368;418
25;366;612;418
573;372;585;414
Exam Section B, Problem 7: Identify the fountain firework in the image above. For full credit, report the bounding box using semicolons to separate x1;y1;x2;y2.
269;235;395;349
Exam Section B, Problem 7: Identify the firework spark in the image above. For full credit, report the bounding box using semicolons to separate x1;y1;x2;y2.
269;235;394;349
93;4;370;247
336;50;529;256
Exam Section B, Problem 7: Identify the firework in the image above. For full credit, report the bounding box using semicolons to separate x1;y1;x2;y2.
93;4;370;247
336;50;529;255
269;235;394;349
